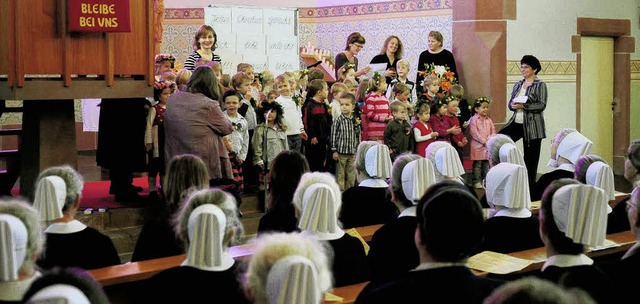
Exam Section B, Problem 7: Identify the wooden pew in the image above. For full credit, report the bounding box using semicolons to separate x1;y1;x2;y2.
89;243;256;287
90;224;384;287
321;230;637;304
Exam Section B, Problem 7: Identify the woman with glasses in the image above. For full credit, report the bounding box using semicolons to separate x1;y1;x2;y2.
334;32;371;80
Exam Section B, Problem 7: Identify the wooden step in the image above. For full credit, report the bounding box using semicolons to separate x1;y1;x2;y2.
0;128;22;136
0;149;19;158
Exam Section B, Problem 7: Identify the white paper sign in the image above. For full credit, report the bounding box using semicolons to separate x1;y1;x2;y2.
268;54;299;76
237;34;265;55
232;7;263;34
81;99;101;132
266;36;298;56
205;7;233;33
216;51;243;75
244;55;268;73
215;32;236;53
513;96;528;104
263;8;295;36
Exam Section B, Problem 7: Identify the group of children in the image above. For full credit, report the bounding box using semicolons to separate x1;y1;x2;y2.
147;50;499;200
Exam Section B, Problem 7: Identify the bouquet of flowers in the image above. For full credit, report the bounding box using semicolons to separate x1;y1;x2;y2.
419;62;458;93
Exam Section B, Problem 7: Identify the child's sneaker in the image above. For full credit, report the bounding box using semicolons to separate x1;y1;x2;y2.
473;182;483;189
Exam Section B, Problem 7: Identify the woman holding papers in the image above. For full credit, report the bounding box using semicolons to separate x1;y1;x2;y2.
335;32;371;80
499;55;547;186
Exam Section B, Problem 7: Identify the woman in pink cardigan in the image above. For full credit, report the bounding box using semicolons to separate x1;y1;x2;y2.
469;97;496;188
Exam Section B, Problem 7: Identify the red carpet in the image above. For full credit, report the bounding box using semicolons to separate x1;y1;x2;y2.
12;177;150;210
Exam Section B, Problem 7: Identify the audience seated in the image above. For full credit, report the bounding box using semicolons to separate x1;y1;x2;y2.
573;154;625;233
21;267;109;304
486;134;525;168
131;154;210;262
0;198;44;303
536;179;619;303
33;165;120;271
599;186;640;302
483;276;596;304
475;163;543;254
425;141;466;184
293;172;370;287
257;151;309;235
531;129;592;201
143;188;249;303
366;153;436;283
340;141;397;228
355;180;504;303
242;232;333;304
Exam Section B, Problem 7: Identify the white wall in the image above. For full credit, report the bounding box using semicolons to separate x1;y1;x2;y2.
507;0;640;60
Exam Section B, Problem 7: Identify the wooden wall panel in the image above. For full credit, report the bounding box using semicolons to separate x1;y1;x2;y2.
19;0;63;74
113;2;149;75
0;0;11;75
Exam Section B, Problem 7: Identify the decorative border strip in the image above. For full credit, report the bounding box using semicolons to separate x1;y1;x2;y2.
164;8;204;20
509;60;640;76
299;0;451;18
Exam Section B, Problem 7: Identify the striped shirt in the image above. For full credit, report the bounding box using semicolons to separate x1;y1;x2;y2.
184;51;221;71
331;114;361;155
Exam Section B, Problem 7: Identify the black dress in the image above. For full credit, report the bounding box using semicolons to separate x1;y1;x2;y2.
531;169;574;201
366;215;419;283
327;234;370;287
143;264;250;303
475;215;543;254
356;266;503;304
38;223;120;270
339;184;397;229
539;265;620;304
599;245;640;301
131;206;184;262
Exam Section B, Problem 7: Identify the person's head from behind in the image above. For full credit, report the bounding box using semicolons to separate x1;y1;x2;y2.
194;57;211;68
306;79;328;103
345;32;366;53
390;153;435;209
292;172;343;240
627;187;640;231
367;72;387;94
573;154;607;183
163;154;210;209
486;134;518;167
176;69;193;92
266;90;279;103
243;232;332;304
268;151;310;211
624;139;640;184
355;78;369;103
22;267;109;304
307;67;324;83
220;74;231;89
274;74;292;98
338;92;356;117
423;75;441;95
186;65;220;101
193;24;217;51
34;165;84;222
473;97;490;117
174;188;244;266
0;198;44;281
330;82;348;102
449;83;464;99
483;276;596;304
416;181;484;262
223;89;241;117
232;72;252;96
355;141;392;182
389;101;408;122
540;179;608;255
396;59;410;78
237;63;255;81
392;82;410;102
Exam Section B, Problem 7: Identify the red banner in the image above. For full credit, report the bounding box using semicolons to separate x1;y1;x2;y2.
67;0;131;32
